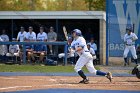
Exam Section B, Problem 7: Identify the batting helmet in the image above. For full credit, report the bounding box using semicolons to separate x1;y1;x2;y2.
72;29;82;36
126;26;133;32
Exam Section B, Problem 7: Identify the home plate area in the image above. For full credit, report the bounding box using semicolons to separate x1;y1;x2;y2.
0;76;140;93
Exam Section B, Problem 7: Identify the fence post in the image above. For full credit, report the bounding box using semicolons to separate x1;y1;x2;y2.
64;43;67;65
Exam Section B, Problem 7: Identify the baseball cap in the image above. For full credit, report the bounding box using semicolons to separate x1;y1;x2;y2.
20;26;24;29
29;26;33;29
40;26;44;29
87;43;91;46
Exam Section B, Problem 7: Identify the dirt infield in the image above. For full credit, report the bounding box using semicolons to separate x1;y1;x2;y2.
0;76;140;92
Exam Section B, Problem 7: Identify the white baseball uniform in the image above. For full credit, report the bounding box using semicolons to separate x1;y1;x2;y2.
17;31;27;42
123;32;138;59
37;32;47;41
89;48;96;59
0;37;5;55
0;34;9;55
71;36;97;74
6;44;20;56
88;42;97;52
25;32;36;40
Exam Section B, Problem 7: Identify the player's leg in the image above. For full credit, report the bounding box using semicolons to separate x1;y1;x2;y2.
58;53;65;58
49;45;53;54
86;60;112;82
27;51;32;63
123;46;130;66
39;52;45;63
74;55;89;84
130;46;138;64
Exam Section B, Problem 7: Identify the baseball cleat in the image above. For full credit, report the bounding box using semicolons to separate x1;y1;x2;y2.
79;78;89;84
106;72;113;82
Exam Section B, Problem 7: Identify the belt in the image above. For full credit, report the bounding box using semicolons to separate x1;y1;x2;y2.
126;44;134;46
81;51;89;55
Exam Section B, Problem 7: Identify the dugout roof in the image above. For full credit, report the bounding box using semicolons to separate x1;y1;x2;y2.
0;11;106;20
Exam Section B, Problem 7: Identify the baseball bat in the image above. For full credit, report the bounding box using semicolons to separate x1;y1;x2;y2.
63;26;68;41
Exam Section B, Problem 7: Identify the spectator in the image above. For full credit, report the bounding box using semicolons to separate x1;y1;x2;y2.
0;29;9;61
47;26;57;54
88;38;97;53
16;26;27;42
6;38;20;63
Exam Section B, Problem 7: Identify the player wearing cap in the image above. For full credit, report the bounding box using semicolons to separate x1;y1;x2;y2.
123;26;138;66
17;26;27;42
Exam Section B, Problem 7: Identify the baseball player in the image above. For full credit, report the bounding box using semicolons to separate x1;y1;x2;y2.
6;38;20;57
70;29;112;84
37;27;47;41
88;38;97;53
87;43;96;60
17;26;27;42
25;26;36;41
123;26;138;66
0;29;9;57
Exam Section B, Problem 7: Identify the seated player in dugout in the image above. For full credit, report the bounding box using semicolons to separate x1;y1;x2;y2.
32;45;47;64
26;44;34;64
58;37;75;64
30;26;48;64
25;26;36;41
87;43;99;65
6;38;20;63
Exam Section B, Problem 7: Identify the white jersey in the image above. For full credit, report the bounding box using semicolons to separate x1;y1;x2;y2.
0;34;9;41
17;31;27;42
9;45;20;54
0;34;9;55
0;37;3;41
37;32;47;41
88;42;97;51
25;32;36;40
71;36;89;56
124;32;138;45
89;48;95;55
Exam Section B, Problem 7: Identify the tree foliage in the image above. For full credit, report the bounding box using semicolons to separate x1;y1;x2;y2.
0;0;105;11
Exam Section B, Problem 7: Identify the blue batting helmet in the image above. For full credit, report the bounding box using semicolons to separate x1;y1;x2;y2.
126;26;133;32
72;29;82;36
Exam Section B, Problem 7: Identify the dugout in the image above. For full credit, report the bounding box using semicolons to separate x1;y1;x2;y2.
0;11;106;65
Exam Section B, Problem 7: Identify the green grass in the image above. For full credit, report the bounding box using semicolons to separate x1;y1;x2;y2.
0;64;100;73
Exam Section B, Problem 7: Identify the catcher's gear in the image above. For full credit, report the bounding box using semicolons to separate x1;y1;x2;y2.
132;65;140;79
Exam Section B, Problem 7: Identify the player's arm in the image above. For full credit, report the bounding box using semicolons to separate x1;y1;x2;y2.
44;33;48;41
132;34;138;41
16;33;19;41
124;35;127;44
75;46;84;52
